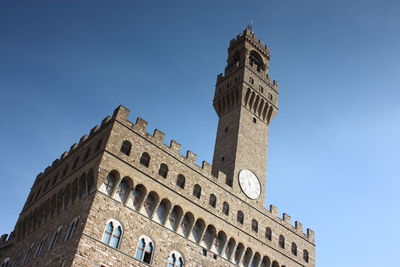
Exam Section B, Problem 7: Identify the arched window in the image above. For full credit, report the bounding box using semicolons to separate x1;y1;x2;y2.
132;185;147;211
209;194;216;208
83;147;91;161
222;202;229;215
103;172;117;196
72;157;80;169
65;217;80;240
86;169;96;193
135;236;154;264
291;242;297;256
0;258;10;267
237;210;244;224
120;140;132;156
79;173;88;198
158;163;168;178
140;152;150;167
62;165;69;177
303;249;309;263
49;226;63;250
251;219;258;233
193;184;201;199
176;175;185;189
279;235;285;249
34;238;46;257
265;227;272;241
115;178;131;204
101;220;122;249
167;251;184;267
249;50;264;72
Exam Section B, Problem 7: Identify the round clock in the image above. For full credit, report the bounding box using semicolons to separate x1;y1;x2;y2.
238;169;261;199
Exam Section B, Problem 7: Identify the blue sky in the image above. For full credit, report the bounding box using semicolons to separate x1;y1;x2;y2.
1;0;400;266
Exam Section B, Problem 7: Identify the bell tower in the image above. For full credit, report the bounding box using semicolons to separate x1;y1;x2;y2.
211;27;279;208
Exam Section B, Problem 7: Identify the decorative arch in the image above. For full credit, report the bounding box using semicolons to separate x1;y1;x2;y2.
179;212;194;238
201;225;216;250
114;176;133;204
155;198;172;225
132;184;147;211
143;191;159;218
191;218;206;243
99;170;120;197
214;231;227;256
168;205;183;231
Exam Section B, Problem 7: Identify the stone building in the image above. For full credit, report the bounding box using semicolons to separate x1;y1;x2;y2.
0;27;315;267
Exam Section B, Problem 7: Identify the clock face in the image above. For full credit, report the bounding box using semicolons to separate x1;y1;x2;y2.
238;169;261;199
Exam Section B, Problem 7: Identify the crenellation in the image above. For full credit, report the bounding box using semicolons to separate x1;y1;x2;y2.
295;221;304;235
201;161;212;176
269;205;278;216
169;140;181;157
152;129;165;145
307;228;315;243
89;125;100;136
60;151;69;160
79;135;89;144
69;143;78;152
112;105;130;121
185;150;197;165
133;117;148;135
101;116;112;126
283;213;291;225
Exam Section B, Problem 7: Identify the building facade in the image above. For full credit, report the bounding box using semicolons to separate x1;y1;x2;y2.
0;28;315;267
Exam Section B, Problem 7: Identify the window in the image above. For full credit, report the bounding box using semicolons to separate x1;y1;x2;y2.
103;173;117;196
226;177;233;187
72;157;80;169
237;210;244;224
249;77;254;84
0;258;10;267
34;238;46;257
259;85;264;93
265;227;272;241
176;175;185;189
222;202;229;216
268;93;273;101
23;247;32;264
279;235;285;249
140;152;150;167
135;236;154;264
83;148;91;161
96;139;102;151
249;50;264;72
62;165;69;177
49;226;62;250
168;251;184;267
303;249;309;263
224;126;229;133
101;220;122;249
120;140;132;156
201;249;207;256
251;219;258;232
158;163;168;178
65;217;80;240
193;184;201;199
116;178;130;204
291;242;297;256
253;117;257;123
209;194;216;208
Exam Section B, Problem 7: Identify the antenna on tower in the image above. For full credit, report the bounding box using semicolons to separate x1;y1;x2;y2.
247;21;255;33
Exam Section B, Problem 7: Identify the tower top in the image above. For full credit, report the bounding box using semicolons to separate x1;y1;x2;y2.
228;27;270;58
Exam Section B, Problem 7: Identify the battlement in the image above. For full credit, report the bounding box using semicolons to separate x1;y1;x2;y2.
28;105;313;243
228;27;270;57
112;106;313;243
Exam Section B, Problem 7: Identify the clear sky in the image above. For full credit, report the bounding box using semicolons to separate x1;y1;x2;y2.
1;0;399;266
